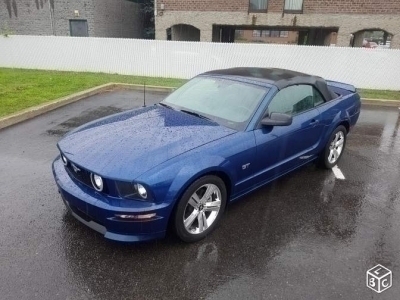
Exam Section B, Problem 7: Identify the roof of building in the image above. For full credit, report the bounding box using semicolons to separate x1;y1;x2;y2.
201;67;336;101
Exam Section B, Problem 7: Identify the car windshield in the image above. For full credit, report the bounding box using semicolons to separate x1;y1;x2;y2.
161;76;268;130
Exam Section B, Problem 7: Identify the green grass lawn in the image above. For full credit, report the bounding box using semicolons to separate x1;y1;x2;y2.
1;68;399;118
0;68;186;118
357;89;400;101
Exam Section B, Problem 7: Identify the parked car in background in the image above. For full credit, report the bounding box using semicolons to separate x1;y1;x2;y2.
52;68;361;243
377;42;391;49
363;41;379;48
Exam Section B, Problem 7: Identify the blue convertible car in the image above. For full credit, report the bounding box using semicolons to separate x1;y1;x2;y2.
53;68;361;242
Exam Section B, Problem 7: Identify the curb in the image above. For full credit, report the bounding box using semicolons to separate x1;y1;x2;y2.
361;98;400;107
0;83;174;131
111;83;175;93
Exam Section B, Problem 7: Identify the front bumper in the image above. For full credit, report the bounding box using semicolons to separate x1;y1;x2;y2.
52;157;170;242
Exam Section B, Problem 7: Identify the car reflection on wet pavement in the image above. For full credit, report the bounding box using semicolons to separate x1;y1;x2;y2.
0;90;399;299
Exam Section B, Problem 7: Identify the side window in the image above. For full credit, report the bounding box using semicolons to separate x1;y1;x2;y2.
268;85;314;116
313;88;325;106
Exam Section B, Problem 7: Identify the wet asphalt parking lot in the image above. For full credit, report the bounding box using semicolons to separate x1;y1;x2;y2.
0;89;399;300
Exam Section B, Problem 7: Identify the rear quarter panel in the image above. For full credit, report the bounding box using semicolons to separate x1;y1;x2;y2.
317;87;361;152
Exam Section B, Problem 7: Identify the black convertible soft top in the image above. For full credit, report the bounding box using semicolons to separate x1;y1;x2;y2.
201;67;337;101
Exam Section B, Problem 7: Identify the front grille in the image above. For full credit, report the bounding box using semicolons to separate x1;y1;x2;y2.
65;162;93;188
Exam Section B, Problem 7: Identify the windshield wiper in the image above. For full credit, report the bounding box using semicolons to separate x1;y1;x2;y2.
158;102;174;109
180;109;213;121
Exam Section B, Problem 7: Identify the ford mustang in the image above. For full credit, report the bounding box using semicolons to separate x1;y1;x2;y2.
52;68;361;243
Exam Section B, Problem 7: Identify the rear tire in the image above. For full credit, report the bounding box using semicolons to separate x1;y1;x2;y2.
174;175;227;243
319;125;347;169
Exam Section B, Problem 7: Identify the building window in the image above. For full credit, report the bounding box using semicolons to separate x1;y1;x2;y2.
284;0;303;12
69;20;89;37
270;30;280;37
262;30;270;37
249;0;268;11
253;30;262;37
280;31;289;38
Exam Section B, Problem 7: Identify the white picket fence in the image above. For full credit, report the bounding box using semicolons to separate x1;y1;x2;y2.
1;35;400;90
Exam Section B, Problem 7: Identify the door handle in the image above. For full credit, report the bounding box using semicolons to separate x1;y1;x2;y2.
310;119;319;125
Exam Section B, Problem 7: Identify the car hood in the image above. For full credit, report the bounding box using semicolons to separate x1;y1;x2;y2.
58;105;236;180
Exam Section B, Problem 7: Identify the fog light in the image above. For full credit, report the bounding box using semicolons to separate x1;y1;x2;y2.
90;173;103;192
135;183;147;199
61;154;68;166
116;213;156;220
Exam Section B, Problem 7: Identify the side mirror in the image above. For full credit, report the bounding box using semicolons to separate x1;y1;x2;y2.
261;112;293;127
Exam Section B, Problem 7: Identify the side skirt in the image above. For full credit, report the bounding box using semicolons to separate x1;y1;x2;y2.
229;158;318;203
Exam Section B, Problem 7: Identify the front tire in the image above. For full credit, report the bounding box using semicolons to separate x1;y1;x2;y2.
174;175;227;243
319;125;347;169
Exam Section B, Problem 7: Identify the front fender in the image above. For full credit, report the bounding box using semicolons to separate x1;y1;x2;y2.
137;154;235;207
169;158;234;205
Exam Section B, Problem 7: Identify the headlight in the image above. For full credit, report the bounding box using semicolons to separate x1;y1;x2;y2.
61;154;68;166
90;173;103;192
116;181;150;200
135;183;147;199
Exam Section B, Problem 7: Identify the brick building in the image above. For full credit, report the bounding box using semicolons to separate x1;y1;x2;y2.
154;0;400;48
236;29;300;45
0;0;143;38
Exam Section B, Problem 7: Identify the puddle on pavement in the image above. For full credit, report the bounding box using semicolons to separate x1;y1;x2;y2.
47;106;124;136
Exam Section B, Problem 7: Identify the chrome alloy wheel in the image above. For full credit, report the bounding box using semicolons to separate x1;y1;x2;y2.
328;131;345;164
183;184;222;234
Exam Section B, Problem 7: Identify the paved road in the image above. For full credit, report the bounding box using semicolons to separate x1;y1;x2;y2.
0;90;399;300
